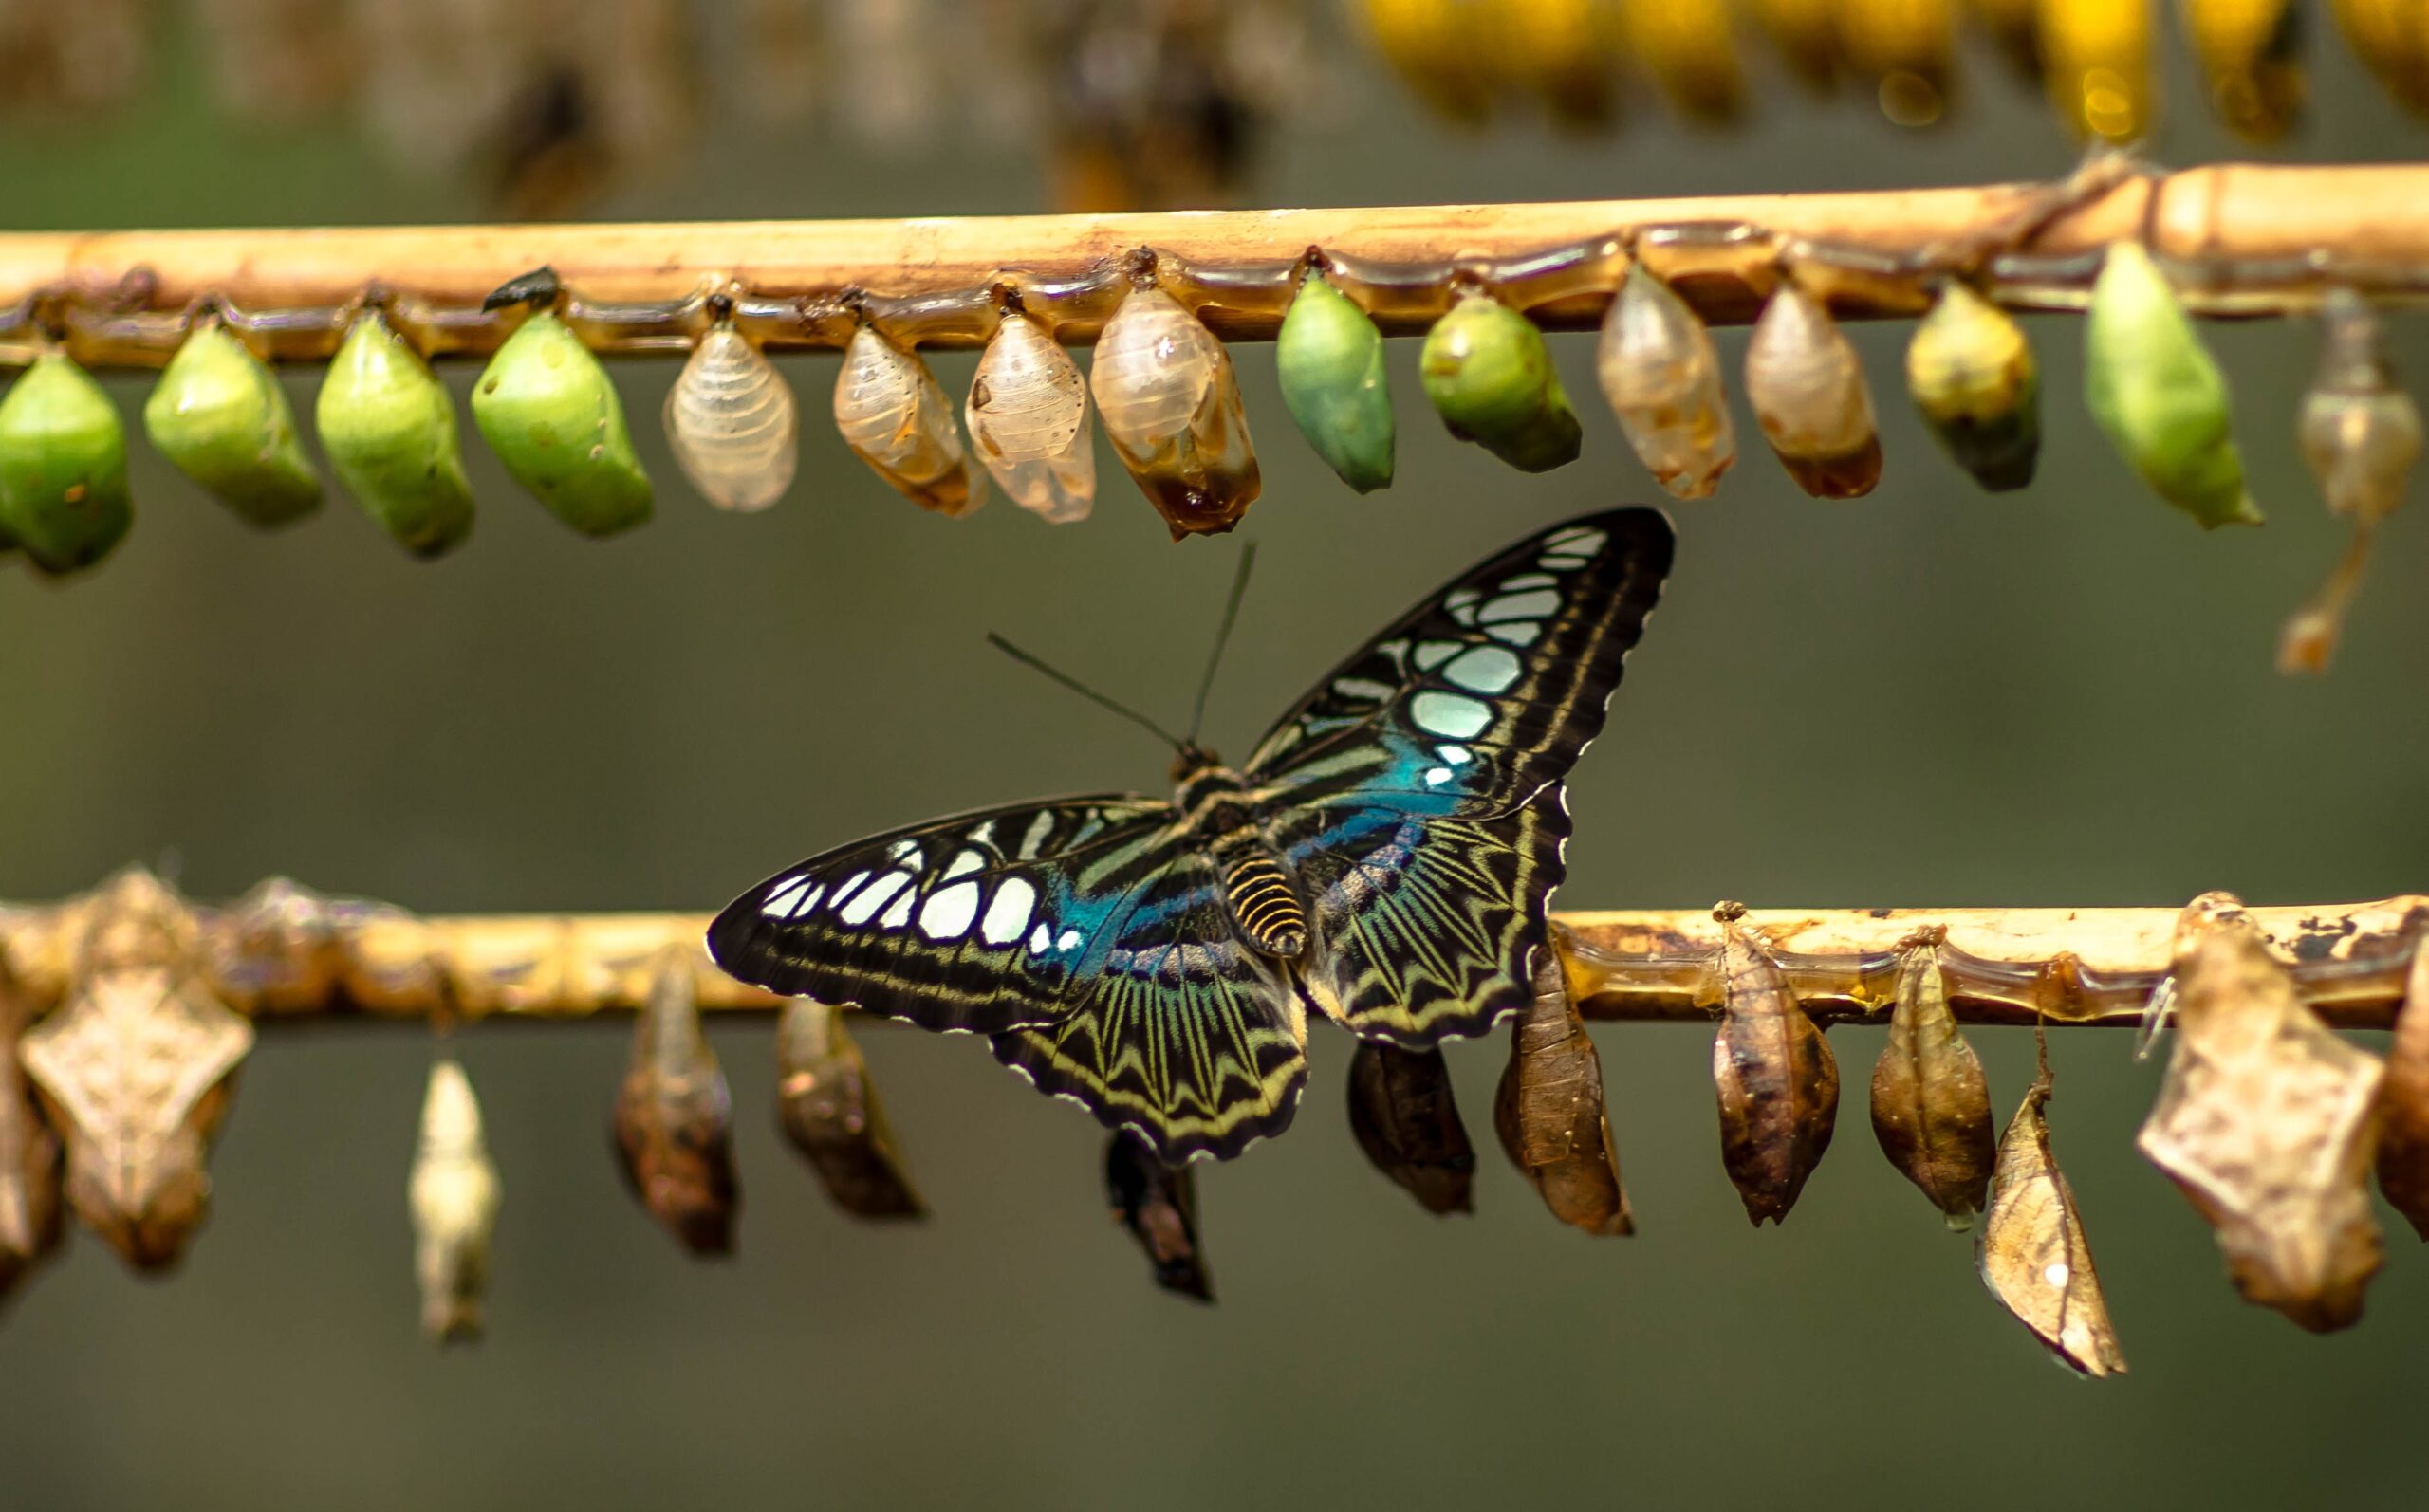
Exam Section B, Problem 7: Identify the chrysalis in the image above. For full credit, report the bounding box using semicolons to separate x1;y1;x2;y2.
2330;0;2429;119
1746;0;1841;89
1906;282;2041;491
1359;0;1494;125
1595;264;1734;499
1622;0;1746;121
1088;281;1261;539
666;318;798;513
1103;1130;1213;1301
2136;893;2384;1332
964;303;1095;524
1492;0;1622;126
1711;904;1839;1225
1493;941;1634;1236
409;1057;501;1344
143;319;322;528
1978;1034;2127;1377
2374;940;2429;1241
1346;1042;1474;1216
835;322;982;517
1972;0;2042;78
1745;285;1882;498
2039;0;2155;141
0;350;134;575
1868;931;1995;1229
1836;0;1956;124
2181;0;2302;140
1275;266;1394;494
610;948;739;1255
1419;289;1583;474
0;957;65;1302
317;308;476;557
2085;242;2260;529
472;275;654;537
775;998;925;1220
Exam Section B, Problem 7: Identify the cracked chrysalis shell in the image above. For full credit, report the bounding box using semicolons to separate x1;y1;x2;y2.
1745;286;1882;499
1419;290;1582;473
1978;1053;2128;1377
1089;285;1261;539
2041;0;2154;140
964;308;1095;524
410;1057;501;1343
836;323;982;518
1494;942;1634;1236
317;309;475;557
666;321;797;513
472;308;654;537
2299;288;2420;532
611;950;739;1255
1868;933;1995;1229
1595;265;1734;499
2375;941;2429;1240
1346;1042;1474;1216
775;999;925;1219
2182;0;2303;140
0;958;65;1302
2086;242;2261;529
1103;1130;1212;1302
1275;267;1394;494
0;352;133;574
143;320;322;528
1712;907;1839;1226
1906;282;2041;491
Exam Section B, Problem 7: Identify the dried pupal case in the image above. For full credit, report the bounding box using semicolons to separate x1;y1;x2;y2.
1868;929;1994;1229
835;320;982;518
1275;264;1394;494
2374;940;2429;1241
1744;284;1882;499
1710;903;1839;1225
409;1058;501;1344
1088;277;1261;539
1595;263;1734;500
2136;893;2385;1332
611;948;739;1255
0;349;134;575
775;998;924;1220
0;957;65;1303
666;313;797;514
1906;282;2041;491
317;307;476;557
1978;1036;2127;1378
1494;940;1633;1236
18;867;252;1271
964;299;1095;524
142;317;322;528
1346;1042;1474;1216
1419;288;1583;474
2182;0;2303;140
2040;0;2154;141
1622;0;1746;122
2085;242;2260;529
1103;1130;1212;1302
471;268;654;538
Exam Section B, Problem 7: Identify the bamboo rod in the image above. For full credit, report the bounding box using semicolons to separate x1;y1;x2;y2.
8;161;2429;369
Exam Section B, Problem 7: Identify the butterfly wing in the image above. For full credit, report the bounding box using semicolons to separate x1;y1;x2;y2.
1245;507;1674;1046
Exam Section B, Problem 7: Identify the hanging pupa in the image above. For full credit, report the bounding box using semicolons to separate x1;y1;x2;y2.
611;947;739;1255
2374;940;2429;1241
471;270;654;537
142;318;322;528
1622;0;1746;121
409;1057;501;1343
1595;263;1734;499
1275;264;1394;494
0;957;65;1303
775;998;925;1220
1089;275;1261;539
0;350;133;574
666;313;797;513
1868;930;1995;1228
1359;0;1494;124
835;320;983;517
1746;0;1842;89
1836;0;1957;124
1494;941;1634;1236
2085;241;2260;529
964;299;1095;524
1493;0;1623;127
1346;1042;1474;1216
1745;284;1882;498
1711;903;1839;1225
1971;0;2042;79
2181;0;2303;140
317;308;476;557
2330;0;2429;119
1103;1130;1213;1301
1906;281;2041;491
2039;0;2155;141
1419;288;1582;473
1978;1032;2127;1377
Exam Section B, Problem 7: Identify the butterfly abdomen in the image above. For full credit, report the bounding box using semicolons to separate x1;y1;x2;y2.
1218;846;1308;960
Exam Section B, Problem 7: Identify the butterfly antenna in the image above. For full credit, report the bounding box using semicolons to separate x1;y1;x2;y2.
1186;542;1257;746
985;633;1187;753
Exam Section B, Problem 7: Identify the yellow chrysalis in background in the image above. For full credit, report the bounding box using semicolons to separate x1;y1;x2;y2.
2039;0;2155;141
2330;0;2429;119
2180;0;2304;140
1623;0;1744;121
1837;0;1957;125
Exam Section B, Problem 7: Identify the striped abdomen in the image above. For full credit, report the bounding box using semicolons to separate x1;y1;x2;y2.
1220;848;1308;960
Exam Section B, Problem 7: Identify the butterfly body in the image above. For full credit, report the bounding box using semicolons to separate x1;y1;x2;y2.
712;508;1674;1165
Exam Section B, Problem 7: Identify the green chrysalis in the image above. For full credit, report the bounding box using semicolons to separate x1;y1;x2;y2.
1906;282;2041;492
471;306;651;538
1275;267;1394;492
2085;242;2260;528
0;352;134;574
142;320;323;527
1418;290;1581;473
317;310;475;557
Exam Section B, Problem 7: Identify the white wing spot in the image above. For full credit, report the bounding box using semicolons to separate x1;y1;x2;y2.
1019;810;1055;857
885;839;924;867
942;848;987;880
1333;676;1397;703
2043;1262;2070;1288
981;878;1036;945
1029;922;1053;954
1056;928;1084;951
1411;691;1492;739
840;871;912;926
918;880;982;940
1486;619;1544;648
1543;526;1605;554
1438;744;1473;765
878;884;917;930
1498;573;1557;591
760;876;816;918
1443;644;1521;693
1480;588;1560;622
1424;766;1452;786
1412;640;1458;671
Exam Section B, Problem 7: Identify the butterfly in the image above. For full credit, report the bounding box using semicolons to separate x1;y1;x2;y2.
708;507;1674;1166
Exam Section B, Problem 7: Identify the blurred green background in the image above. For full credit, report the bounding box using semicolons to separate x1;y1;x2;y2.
6;9;2429;1512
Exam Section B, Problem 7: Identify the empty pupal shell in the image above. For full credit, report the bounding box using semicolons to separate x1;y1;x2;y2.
0;352;134;575
2299;288;2420;531
1103;1130;1213;1301
1978;1055;2128;1377
611;949;740;1255
1745;286;1882;498
1419;289;1583;473
1088;284;1261;539
1906;282;2041;491
835;323;982;517
964;308;1095;524
1868;933;1995;1229
1275;267;1394;494
410;1058;501;1343
666;322;797;513
0;958;65;1303
1595;265;1734;499
317;310;475;557
1712;906;1840;1225
472;308;654;537
1494;942;1634;1236
2182;0;2303;140
2041;0;2154;141
1346;1042;1474;1216
2085;242;2260;529
775;998;925;1219
143;320;323;528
